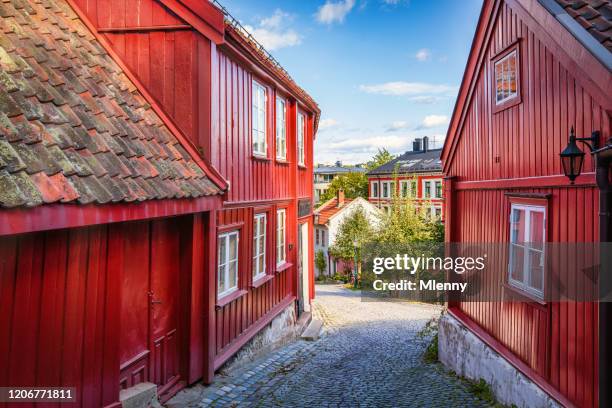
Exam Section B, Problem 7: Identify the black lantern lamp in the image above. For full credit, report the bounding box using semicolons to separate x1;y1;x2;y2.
560;127;600;184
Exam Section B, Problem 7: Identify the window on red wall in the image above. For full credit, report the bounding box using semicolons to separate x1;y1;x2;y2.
252;80;267;156
297;113;305;166
492;42;521;112
253;213;266;280
508;203;546;299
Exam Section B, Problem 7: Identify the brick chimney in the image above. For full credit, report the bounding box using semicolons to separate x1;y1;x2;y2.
336;190;345;207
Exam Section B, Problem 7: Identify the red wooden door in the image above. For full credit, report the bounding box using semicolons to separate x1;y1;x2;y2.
119;219;183;397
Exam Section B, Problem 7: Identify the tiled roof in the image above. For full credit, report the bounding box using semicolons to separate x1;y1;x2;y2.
366;149;443;176
555;0;612;51
314;197;354;225
0;0;223;209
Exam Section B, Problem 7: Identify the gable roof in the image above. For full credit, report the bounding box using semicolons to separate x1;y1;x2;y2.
366;149;442;176
314;197;355;225
0;0;224;209
442;0;612;171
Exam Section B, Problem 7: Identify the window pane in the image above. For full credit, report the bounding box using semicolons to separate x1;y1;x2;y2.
258;255;264;275
495;61;503;102
510;244;524;283
528;249;544;292
510;208;525;244
218;236;226;266
218;265;225;292
529;210;545;245
229;234;237;260
229;260;237;288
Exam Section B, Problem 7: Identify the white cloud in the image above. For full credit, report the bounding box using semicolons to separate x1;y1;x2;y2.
359;81;456;96
415;48;431;62
419;115;449;129
407;95;442;104
386;120;410;132
244;10;301;51
318;118;340;130
316;0;356;24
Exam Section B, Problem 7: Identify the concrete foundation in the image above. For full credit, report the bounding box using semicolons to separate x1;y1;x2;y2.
220;304;300;373
438;312;561;408
119;382;162;408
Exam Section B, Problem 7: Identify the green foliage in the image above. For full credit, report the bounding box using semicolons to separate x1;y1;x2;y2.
315;250;327;276
319;172;368;203
423;333;439;363
366;148;395;171
332;273;350;283
328;207;373;262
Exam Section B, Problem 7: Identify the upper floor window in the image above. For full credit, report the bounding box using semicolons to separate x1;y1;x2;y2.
253;214;266;280
276;209;286;266
276;97;287;160
372;182;379;198
252;80;267;156
492;44;521;111
410;181;417;197
218;231;239;298
508;204;546;298
435;181;443;198
297;113;305;166
423;181;432;198
381;181;394;199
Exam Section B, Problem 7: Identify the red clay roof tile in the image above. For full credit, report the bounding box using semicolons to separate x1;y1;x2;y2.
555;0;612;51
0;0;223;209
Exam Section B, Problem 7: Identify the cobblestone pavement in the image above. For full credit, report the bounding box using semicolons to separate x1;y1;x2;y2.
167;284;488;408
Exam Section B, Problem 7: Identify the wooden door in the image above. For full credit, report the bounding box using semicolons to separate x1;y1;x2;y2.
119;218;184;397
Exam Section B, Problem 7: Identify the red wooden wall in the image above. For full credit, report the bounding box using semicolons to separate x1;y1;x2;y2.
445;1;610;407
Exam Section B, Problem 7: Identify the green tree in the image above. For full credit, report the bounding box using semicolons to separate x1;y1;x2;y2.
315;250;328;277
319;172;368;203
329;207;373;262
366;148;395;171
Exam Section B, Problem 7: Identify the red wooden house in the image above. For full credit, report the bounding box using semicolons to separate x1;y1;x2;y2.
0;0;319;406
440;0;610;407
367;137;445;220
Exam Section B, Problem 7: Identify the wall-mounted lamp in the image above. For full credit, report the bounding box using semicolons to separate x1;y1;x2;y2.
559;127;600;184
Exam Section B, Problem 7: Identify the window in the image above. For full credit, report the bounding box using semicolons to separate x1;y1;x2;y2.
400;180;412;198
508;204;546;298
321;230;326;247
252;80;267;156
435;181;443;198
372;182;379;198
381;181;394;199
276;209;286;266
297;113;305;166
218;231;239;297
423;181;432;198
431;206;442;220
492;44;521;112
315;229;320;246
253;214;266;280
410;180;417;198
276;97;286;160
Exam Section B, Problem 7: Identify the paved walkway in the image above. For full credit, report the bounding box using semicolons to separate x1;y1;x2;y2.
167;284;487;407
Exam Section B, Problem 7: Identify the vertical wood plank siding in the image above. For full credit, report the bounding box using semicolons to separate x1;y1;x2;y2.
446;3;609;407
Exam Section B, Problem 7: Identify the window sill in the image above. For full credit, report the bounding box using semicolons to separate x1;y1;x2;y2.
216;289;248;309
297;164;307;169
252;154;271;162
276;262;293;273
502;283;547;310
276;158;290;165
251;274;274;288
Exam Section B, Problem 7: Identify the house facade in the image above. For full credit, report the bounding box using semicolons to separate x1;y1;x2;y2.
439;0;611;407
0;0;319;406
314;191;381;277
314;162;366;204
367;137;444;219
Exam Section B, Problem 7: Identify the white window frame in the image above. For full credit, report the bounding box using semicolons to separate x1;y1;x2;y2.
422;180;432;199
494;49;518;105
252;80;267;156
297;113;305;166
372;181;379;198
430;206;442;220
508;204;546;299
217;231;239;298
434;180;443;198
381;181;394;199
276;97;287;160
400;180;412;198
276;209;286;266
253;214;266;280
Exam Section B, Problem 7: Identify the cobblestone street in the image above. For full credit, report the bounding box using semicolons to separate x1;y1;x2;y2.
168;284;488;408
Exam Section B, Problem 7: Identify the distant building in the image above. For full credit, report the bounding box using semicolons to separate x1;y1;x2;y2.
314;161;367;204
314;191;381;277
367;137;444;220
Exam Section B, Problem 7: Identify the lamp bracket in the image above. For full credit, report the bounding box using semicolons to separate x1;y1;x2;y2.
575;130;600;153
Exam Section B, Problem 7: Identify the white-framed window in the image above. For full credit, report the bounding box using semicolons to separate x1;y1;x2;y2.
253;214;266;280
508;204;546;298
400;180;416;198
430;206;442;220
423;180;432;198
297;113;305;166
252;80;267;156
381;181;394;198
218;231;239;298
372;182;379;198
276;97;286;160
435;180;443;198
276;209;286;266
494;49;518;105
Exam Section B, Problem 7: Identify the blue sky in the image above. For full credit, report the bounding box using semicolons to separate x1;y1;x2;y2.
219;0;483;164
